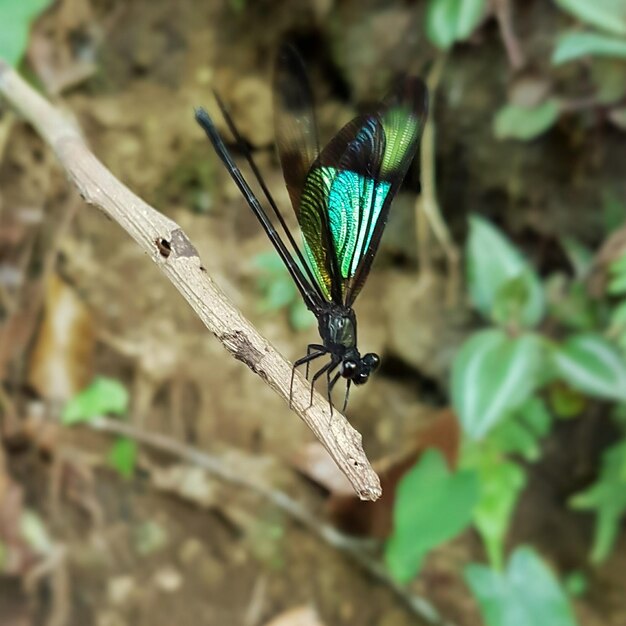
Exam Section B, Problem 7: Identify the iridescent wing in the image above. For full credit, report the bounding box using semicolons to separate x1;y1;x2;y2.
273;44;320;214
299;77;429;305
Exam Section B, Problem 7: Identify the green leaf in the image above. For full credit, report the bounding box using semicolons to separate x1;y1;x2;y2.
254;251;314;331
288;300;315;331
259;277;295;312
494;101;560;141
591;59;626;105
456;0;487;40
452;330;542;439
560;237;594;279
608;252;626;295
609;300;626;356
488;396;553;460
610;251;626;274
608;271;626;295
465;546;579;626
107;438;138;479
518;395;552;436
253;251;286;273
496;421;542;460
553;31;626;64
492;274;535;327
385;450;478;583
464;447;526;569
612;300;626;325
570;441;626;562
0;0;53;66
551;333;626;402
564;571;588;597
545;274;599;331
62;377;129;425
554;0;626;37
546;275;598;332
467;216;544;327
425;0;486;49
548;382;587;418
602;191;626;233
230;0;247;12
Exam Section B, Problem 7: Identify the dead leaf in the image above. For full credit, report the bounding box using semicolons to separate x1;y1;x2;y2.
263;606;325;626
330;409;461;537
0;464;51;577
290;442;353;497
28;273;95;402
27;0;100;94
508;72;552;108
149;464;218;509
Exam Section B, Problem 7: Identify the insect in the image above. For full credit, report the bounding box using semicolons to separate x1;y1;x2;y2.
195;45;428;412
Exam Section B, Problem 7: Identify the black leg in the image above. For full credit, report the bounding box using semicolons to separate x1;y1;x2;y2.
309;359;335;407
304;344;325;380
327;369;341;415
342;379;352;413
290;345;326;408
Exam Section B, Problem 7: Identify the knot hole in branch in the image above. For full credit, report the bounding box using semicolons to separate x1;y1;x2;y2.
156;237;172;258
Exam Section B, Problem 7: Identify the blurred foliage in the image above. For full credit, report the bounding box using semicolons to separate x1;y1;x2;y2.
384;450;478;582
465;547;578;626
62;377;129;425
554;0;626;37
391;0;625;142
63;378;135;477
451;329;541;438
107;438;138;479
238;6;626;619
553;32;626;65
0;0;53;66
425;0;486;50
570;442;626;563
253;251;316;331
564;570;589;598
390;201;626;618
608;252;626;355
466;215;544;327
493;101;561;141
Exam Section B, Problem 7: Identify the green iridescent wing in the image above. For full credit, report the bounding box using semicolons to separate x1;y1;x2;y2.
298;77;429;305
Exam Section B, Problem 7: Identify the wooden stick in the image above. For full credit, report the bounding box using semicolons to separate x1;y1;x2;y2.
0;59;381;501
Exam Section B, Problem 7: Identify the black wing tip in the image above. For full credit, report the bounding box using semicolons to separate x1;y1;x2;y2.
194;106;209;121
277;40;304;64
387;75;429;119
195;91;229;131
407;76;429;115
194;107;221;145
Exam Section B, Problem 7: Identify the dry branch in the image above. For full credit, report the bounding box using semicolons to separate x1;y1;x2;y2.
0;59;381;501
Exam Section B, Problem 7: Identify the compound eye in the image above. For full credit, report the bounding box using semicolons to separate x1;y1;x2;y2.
363;353;381;372
354;371;369;386
341;359;358;378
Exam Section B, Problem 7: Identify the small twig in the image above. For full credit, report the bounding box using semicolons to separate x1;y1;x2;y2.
0;59;380;501
24;545;70;626
90;416;454;626
493;0;525;71
415;54;461;305
243;575;268;626
559;95;626;114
